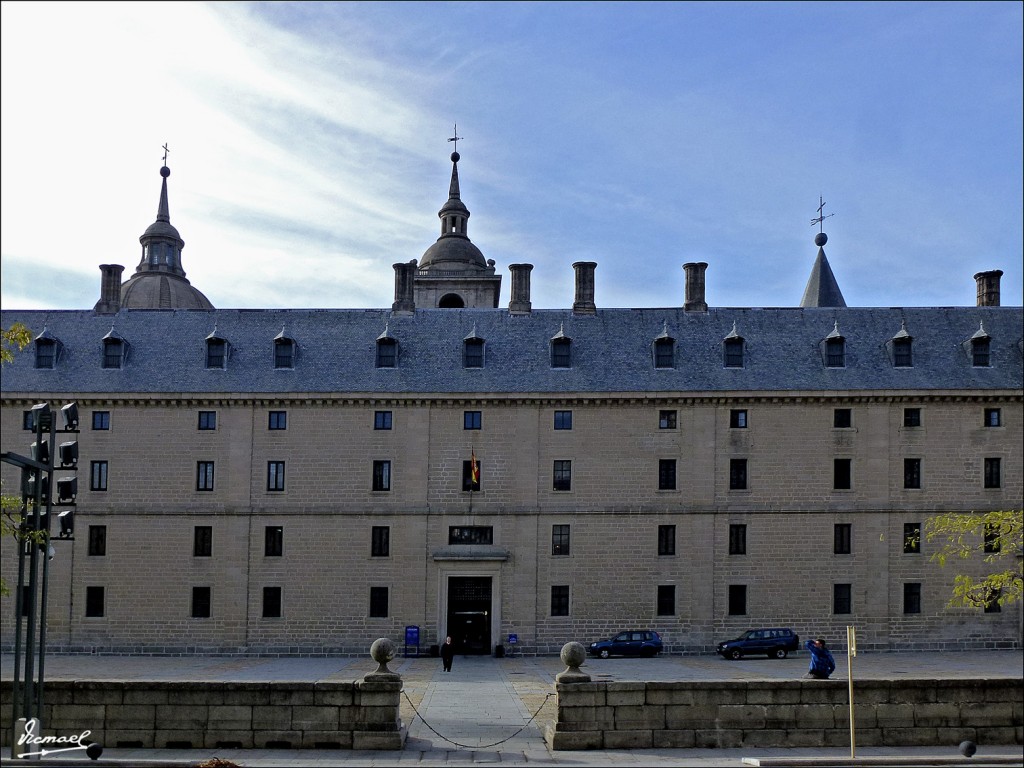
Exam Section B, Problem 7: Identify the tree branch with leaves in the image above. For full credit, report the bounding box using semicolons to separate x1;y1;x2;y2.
1;322;34;595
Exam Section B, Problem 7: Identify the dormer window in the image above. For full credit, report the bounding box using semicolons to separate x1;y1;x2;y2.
654;338;674;369
274;337;295;369
826;338;845;367
972;337;990;367
103;339;124;369
376;338;397;368
893;337;913;368
464;337;484;368
206;338;227;369
35;338;57;369
551;338;572;368
724;338;744;368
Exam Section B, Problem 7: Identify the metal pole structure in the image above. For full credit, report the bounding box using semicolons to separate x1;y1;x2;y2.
847;625;857;759
37;412;56;730
10;476;28;759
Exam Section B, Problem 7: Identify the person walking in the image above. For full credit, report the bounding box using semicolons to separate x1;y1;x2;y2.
804;637;836;679
440;635;455;672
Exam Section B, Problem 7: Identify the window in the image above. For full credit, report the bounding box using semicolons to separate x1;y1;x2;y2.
893;337;912;367
85;586;104;618
729;524;746;555
372;460;391;491
194;526;212;557
658;525;676;556
729;459;747;490
265;526;283;557
984;408;1001;427
551;338;572;368
834;523;852;555
984;524;1000;554
102;339;123;369
826;337;845;368
654;338;675;369
374;411;392;430
903;522;921;554
657;585;676;616
658;459;677;490
984;458;1001;489
196;461;215;491
90;460;108;492
92;411;110;430
22;410;35;431
550;585;570;616
198;411;216;430
552;524;570;556
191;586;212;618
833;408;852;428
88;525;107;557
972;337;990;367
274;339;294;369
833;583;852;614
369;587;389;618
268;411;287;430
376;338;397;368
262;586;282;618
35;339;56;369
206;339;226;369
267;461;285;492
984;588;1002;614
464;411;482;430
903;458;921;489
659;410;677;429
730;409;747;428
833;458;851;490
553;460;572;491
904;408;921;427
449;526;493;545
903;582;921;614
724;338;744;368
371;526;390;557
464;338;484;368
554;410;573;430
728;584;747;615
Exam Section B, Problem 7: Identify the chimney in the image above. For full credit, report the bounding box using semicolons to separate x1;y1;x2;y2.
94;264;124;314
392;260;417;313
974;270;1003;307
572;261;597;315
683;262;708;312
508;263;533;314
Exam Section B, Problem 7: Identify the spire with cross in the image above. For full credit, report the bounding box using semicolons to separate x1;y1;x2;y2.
447;124;463;156
811;196;834;232
162;143;170;166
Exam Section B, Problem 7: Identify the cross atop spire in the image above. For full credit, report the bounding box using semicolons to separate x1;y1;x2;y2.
811;195;834;233
162;143;170;166
447;124;463;154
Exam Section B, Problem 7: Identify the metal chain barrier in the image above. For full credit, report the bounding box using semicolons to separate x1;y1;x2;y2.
401;689;554;749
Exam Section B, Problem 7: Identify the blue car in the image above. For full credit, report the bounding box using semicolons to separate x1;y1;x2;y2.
588;630;663;658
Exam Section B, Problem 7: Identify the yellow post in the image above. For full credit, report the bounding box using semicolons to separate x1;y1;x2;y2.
847;625;857;758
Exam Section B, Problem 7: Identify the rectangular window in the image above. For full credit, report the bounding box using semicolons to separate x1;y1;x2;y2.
903;522;921;554
657;585;676;616
90;460;108;492
984;524;1001;554
552;524;570;556
551;339;572;368
903;458;921;489
265;526;283;557
972;338;990;367
191;586;211;618
893;338;913;367
730;409;747;428
658;524;676;556
834;523;852;555
88;525;107;557
729;523;746;555
833;458;851;490
654;338;675;369
833;583;852;614
267;461;285;492
462;459;481;491
198;411;216;430
206;340;226;369
448;526;494;545
724;338;744;368
984;458;1001;489
984;408;1001;427
196;461;215;491
553;410;573;430
553;460;572;491
659;410;677;429
268;411;287;430
274;340;294;369
903;408;921;427
35;341;56;370
85;586;104;618
729;458;747;490
371;526;390;557
194;526;212;557
826;338;845;368
464;410;482;430
92;411;110;430
903;582;921;614
374;411;393;430
984;588;1002;614
550;585;570;616
463;339;484;368
658;459;677;490
372;460;391;491
376;339;397;368
262;586;282;618
23;410;35;431
833;408;852;428
728;584;747;616
369;586;389;618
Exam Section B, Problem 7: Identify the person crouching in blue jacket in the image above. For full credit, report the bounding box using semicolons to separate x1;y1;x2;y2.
805;637;835;679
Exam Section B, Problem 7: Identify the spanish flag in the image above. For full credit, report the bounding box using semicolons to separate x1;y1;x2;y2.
471;450;480;485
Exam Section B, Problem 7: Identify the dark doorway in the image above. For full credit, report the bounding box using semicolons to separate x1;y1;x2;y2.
447;576;492;654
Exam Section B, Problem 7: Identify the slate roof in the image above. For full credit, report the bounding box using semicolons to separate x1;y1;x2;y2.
2;306;1021;396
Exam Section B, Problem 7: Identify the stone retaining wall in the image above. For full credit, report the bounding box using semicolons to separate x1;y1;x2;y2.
546;678;1024;750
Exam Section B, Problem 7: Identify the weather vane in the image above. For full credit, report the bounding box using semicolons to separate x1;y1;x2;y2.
811;195;834;233
162;143;170;166
447;124;463;153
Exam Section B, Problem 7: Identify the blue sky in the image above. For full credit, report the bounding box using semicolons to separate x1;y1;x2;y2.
2;1;1021;312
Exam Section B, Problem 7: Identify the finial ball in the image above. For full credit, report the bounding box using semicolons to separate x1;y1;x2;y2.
450;151;460;163
814;232;827;247
160;166;171;178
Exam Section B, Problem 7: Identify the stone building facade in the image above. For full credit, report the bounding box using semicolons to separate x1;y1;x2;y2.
1;152;1021;656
